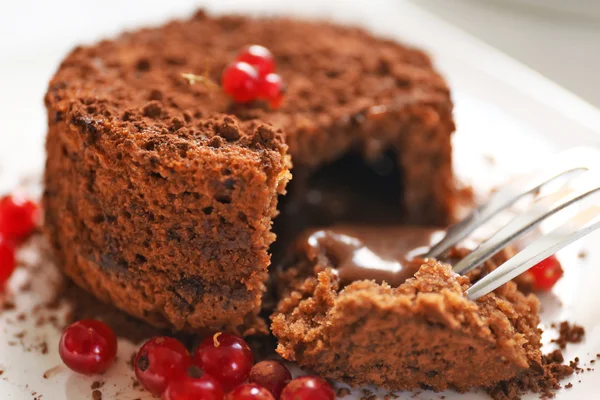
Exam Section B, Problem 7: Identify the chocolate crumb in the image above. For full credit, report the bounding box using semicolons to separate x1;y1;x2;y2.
91;381;104;390
551;321;585;349
488;349;573;400
14;331;26;339
0;370;4;376
337;387;351;398
1;300;16;311
569;358;583;374
92;389;102;400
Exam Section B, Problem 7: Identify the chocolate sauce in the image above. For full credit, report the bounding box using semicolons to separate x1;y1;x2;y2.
301;226;444;287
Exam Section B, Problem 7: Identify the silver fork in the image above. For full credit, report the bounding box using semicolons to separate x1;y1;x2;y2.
425;147;600;300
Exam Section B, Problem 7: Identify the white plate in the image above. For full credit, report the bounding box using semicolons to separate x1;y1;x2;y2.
1;1;600;399
485;0;600;20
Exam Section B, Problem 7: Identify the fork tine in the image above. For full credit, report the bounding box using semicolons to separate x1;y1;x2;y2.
426;147;591;259
465;204;600;301
453;184;600;274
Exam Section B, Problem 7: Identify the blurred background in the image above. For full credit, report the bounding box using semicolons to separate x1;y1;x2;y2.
415;0;600;108
2;0;599;106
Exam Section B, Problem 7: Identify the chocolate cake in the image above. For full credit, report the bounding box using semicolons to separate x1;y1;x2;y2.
43;11;457;332
271;226;543;392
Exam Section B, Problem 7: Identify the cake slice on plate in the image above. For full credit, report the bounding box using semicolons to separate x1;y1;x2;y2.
272;226;542;392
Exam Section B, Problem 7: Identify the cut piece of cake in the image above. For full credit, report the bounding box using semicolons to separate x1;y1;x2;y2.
271;226;542;392
44;109;289;334
44;10;458;332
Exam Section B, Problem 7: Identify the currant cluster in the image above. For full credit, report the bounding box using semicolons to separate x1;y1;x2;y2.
133;332;335;400
0;193;39;287
222;45;284;108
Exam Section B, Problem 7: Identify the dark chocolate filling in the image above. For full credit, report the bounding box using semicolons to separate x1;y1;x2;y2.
272;149;405;262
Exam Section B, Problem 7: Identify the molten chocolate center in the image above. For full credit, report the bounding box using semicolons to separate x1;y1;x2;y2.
302;226;444;287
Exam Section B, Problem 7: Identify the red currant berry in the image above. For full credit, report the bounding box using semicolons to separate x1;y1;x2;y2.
236;45;275;77
163;367;224;400
257;73;284;109
0;235;16;286
192;332;254;392
0;194;39;241
222;62;260;104
58;319;117;375
530;255;563;291
135;336;191;395
225;383;275;400
280;376;335;400
249;360;291;399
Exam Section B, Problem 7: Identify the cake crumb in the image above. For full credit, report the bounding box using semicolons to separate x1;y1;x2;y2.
488;349;573;400
92;390;102;400
565;382;573;389
336;387;351;398
91;381;104;390
1;300;16;311
551;321;585;349
34;341;49;355
570;357;583;374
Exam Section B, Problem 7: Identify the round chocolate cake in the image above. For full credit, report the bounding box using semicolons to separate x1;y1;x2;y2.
43;11;457;334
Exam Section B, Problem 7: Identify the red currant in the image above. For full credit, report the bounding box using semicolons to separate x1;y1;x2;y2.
135;336;192;395
530;255;563;291
236;45;275;77
0;194;39;241
0;235;16;286
280;376;335;400
225;383;275;400
192;332;254;392
163;368;224;400
222;62;260;104
257;73;284;109
249;360;291;399
58;319;117;375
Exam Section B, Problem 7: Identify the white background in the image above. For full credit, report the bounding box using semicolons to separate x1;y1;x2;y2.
414;0;600;108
